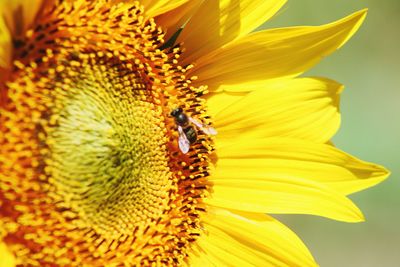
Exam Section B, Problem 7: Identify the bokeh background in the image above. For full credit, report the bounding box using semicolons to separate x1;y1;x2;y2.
260;1;399;266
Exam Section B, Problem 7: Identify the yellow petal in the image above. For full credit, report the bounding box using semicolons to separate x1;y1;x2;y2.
217;137;389;196
189;208;317;266
192;9;367;91
177;0;287;64
206;91;247;119
0;15;11;69
0;241;16;267
188;251;215;267
0;0;48;70
155;0;203;42
214;77;342;143
207;160;364;222
140;0;153;7
0;0;45;37
143;0;190;19
209;78;291;93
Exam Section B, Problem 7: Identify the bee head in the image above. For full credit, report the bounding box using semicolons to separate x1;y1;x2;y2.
170;107;183;118
171;107;189;125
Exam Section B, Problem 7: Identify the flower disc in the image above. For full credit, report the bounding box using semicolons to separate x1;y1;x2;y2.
0;1;214;265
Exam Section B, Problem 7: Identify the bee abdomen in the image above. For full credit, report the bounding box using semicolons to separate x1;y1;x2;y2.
183;127;197;144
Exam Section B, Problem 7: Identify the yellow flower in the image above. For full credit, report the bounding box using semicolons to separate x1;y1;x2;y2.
0;0;389;266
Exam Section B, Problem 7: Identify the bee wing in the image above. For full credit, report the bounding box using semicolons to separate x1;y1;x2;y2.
189;117;217;135
177;126;190;154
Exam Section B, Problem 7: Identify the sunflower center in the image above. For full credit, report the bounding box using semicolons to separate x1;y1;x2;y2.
44;57;172;236
1;1;214;265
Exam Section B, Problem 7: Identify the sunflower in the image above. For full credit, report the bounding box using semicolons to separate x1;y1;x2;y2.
0;0;389;266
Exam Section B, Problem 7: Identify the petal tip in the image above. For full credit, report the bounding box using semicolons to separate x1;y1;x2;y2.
356;213;366;223
337;9;368;49
345;204;365;223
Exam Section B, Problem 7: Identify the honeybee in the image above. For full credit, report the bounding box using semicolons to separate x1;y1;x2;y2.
170;107;217;154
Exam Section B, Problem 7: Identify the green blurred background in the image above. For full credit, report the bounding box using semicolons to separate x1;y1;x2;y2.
261;1;399;266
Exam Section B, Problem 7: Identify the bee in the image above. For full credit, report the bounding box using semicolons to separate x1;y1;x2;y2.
170;107;217;154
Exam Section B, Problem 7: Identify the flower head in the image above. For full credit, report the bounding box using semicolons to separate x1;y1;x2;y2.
0;0;389;266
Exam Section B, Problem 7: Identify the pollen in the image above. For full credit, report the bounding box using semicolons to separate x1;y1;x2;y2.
0;1;214;266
